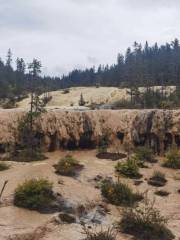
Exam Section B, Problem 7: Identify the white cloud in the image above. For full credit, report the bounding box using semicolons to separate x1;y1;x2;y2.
0;0;179;76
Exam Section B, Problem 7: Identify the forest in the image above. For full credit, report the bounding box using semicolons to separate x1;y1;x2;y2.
0;39;180;100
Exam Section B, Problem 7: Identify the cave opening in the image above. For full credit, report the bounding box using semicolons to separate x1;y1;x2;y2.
117;132;124;144
79;132;96;149
0;144;6;154
134;134;147;146
66;139;78;150
48;133;58;152
164;133;173;152
175;135;180;147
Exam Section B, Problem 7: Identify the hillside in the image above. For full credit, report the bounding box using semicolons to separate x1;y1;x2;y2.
17;86;176;110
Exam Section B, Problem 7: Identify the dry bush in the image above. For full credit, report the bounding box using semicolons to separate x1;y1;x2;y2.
118;198;174;240
82;223;117;240
163;148;180;169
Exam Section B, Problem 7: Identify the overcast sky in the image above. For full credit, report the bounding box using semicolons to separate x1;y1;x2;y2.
0;0;179;76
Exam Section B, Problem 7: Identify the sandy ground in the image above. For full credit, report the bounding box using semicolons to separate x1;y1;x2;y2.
17;86;176;110
0;150;180;240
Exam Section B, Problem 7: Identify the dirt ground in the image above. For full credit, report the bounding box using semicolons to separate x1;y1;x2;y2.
0;150;180;240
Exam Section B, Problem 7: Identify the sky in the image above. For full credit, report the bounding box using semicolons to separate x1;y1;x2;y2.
0;0;179;76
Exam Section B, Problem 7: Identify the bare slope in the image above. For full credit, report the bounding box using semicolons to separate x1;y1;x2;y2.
17;86;176;109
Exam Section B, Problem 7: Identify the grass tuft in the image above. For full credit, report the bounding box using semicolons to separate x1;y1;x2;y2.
148;171;167;187
101;179;143;206
163;148;180;169
54;155;83;176
115;157;142;179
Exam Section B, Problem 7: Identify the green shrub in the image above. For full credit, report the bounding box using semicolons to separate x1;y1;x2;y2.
148;171;167;187
119;198;174;240
54;155;83;176
14;179;54;211
101;179;143;206
0;162;10;171
82;224;116;240
163;148;180;169
135;146;156;165
115;158;141;179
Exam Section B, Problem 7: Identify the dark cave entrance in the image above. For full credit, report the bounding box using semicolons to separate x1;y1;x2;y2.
117;132;124;144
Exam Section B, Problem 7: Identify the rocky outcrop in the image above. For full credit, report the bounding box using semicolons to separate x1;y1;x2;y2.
0;109;179;154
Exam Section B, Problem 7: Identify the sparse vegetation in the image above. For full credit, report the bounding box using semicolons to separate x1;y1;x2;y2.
163;148;180;169
118;198;174;240
82;223;117;240
101;179;143;206
0;162;10;171
12;149;47;162
115;158;142;179
14;179;54;211
134;146;156;166
148;171;167;187
54;155;83;176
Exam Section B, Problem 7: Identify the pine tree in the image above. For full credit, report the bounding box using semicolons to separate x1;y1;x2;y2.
79;93;86;106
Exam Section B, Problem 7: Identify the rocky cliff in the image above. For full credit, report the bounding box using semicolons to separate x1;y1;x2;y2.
0;109;179;154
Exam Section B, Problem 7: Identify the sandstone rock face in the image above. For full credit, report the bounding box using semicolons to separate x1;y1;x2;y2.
0;109;179;154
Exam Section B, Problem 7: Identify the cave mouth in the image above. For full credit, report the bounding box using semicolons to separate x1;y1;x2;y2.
164;133;173;152
134;134;147;147
48;133;58;152
117;132;124;144
79;132;96;149
0;144;6;154
175;135;180;147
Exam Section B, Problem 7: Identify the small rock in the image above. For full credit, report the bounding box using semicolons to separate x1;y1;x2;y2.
59;212;76;223
134;180;143;186
94;175;103;182
58;179;64;185
51;215;61;225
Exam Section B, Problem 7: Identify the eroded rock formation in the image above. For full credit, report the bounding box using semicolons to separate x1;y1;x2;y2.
0;109;179;154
